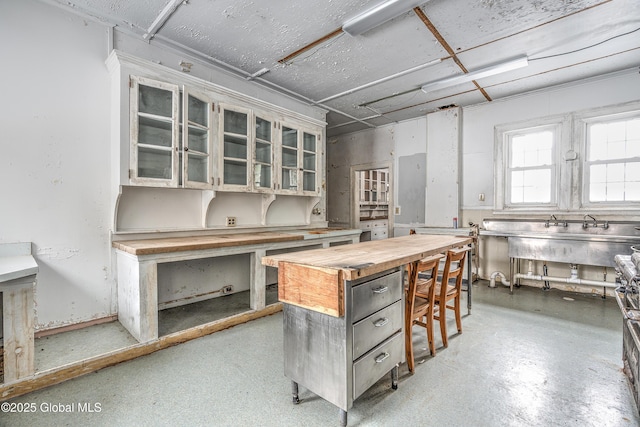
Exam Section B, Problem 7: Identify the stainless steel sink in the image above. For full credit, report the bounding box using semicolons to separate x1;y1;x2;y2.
482;218;640;268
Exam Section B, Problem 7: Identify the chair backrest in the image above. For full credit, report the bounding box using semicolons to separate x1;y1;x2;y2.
407;254;441;312
439;247;469;298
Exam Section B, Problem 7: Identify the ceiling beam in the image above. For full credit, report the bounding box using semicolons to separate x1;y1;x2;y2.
412;6;492;101
277;28;344;64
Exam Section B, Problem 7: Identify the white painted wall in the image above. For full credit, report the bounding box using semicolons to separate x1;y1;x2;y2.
0;0;328;331
1;0;113;329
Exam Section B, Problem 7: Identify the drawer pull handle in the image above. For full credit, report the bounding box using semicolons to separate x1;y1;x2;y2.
374;318;389;327
375;352;390;364
372;286;389;294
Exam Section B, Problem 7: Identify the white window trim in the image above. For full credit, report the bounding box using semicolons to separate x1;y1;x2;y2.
494;101;640;215
494;115;570;212
575;103;640;212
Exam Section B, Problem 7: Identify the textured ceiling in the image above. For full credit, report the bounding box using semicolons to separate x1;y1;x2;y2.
55;0;640;137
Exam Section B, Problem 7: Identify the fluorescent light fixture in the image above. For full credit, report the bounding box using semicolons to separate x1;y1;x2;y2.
342;0;426;36
421;56;529;94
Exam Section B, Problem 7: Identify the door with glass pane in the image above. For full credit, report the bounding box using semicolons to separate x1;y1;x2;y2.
130;76;179;186
254;115;274;191
301;131;319;194
220;105;250;189
280;125;299;192
181;88;213;189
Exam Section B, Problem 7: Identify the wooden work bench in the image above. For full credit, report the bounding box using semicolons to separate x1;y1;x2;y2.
112;229;361;343
262;234;473;426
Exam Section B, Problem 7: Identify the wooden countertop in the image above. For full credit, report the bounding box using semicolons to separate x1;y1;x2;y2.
263;234;472;317
113;232;305;255
111;228;362;256
262;234;472;281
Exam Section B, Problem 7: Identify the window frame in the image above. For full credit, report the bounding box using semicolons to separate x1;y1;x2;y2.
494;102;640;215
577;107;640;210
494;116;568;212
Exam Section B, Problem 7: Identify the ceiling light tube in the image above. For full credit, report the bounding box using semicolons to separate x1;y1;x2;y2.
342;0;426;36
421;56;528;94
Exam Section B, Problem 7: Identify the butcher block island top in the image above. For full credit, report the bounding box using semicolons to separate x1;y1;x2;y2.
262;234;472;317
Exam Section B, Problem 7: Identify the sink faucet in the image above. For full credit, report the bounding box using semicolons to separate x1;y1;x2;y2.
583;214;597;229
545;214;557;228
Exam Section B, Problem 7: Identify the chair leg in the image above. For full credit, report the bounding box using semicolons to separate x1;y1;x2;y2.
426;313;435;356
405;320;415;373
439;305;448;348
455;295;462;333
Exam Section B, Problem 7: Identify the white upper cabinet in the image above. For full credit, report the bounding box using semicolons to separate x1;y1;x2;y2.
181;88;214;189
130;76;215;189
278;122;321;195
219;104;251;190
302;130;319;195
109;51;324;197
253;114;275;192
130;76;180;186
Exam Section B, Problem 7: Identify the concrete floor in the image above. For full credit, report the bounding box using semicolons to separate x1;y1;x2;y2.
3;282;639;427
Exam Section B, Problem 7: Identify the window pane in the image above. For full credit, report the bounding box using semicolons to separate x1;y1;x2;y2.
607;121;626;143
608;182;625;200
608;163;625;183
256;117;271;141
609;141;626;159
629;139;640;157
626;162;640;181
627;182;640;201
282;127;297;147
224;110;247;135
589;118;640;160
522;169;551;203
589;162;640;202
303;133;316;151
589;137;607;161
590;164;607;183
510;169;550;204
139;84;172;117
590;182;606;202
188;95;207;126
256;141;271;164
511;131;552;167
511;170;523;187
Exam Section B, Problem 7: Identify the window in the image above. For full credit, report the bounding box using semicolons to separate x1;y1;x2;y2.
584;116;640;204
495;120;563;211
507;130;554;204
495;104;640;214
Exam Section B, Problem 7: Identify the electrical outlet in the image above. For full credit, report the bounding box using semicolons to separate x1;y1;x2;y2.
221;285;233;294
226;217;236;227
395;206;401;215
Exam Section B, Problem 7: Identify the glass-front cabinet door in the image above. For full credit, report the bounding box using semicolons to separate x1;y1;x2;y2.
302;131;319;194
181;89;213;189
280;125;299;192
278;123;320;195
130;76;180;186
253;115;273;191
220;105;250;189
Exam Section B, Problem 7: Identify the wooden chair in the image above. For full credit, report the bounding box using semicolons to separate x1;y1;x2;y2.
405;254;442;373
433;247;470;348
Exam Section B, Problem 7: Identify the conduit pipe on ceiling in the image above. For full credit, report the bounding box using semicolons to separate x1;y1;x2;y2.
316;58;441;104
